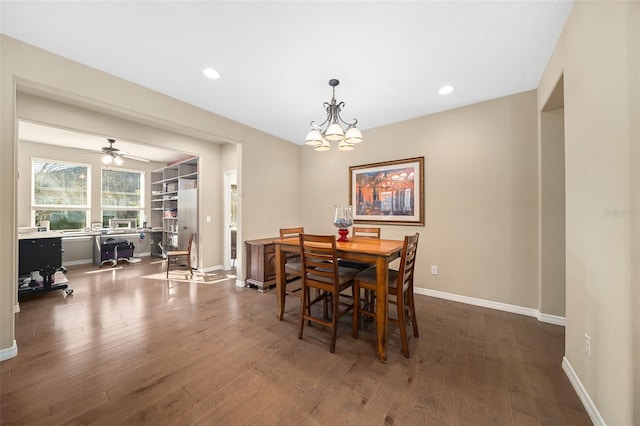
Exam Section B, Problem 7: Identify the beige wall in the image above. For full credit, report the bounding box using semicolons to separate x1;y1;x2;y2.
538;1;638;423
540;107;566;317
301;91;539;308
0;35;300;355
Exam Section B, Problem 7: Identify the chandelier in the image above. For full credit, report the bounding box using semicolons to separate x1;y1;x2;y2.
305;79;363;151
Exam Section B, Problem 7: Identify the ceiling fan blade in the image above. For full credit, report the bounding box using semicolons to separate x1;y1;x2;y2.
72;150;103;156
122;154;150;163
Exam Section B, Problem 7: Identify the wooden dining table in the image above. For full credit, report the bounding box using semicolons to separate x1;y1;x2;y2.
274;236;404;363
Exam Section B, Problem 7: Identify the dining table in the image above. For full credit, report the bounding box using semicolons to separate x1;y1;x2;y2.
274;236;405;363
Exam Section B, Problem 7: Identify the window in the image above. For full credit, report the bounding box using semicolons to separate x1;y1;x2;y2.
101;168;144;227
32;159;90;230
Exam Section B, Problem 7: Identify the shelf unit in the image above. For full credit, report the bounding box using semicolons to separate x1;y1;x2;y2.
150;157;198;252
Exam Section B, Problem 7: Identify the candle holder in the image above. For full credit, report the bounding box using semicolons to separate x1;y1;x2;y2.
333;205;353;242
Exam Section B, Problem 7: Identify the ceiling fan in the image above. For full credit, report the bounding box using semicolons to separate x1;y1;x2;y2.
77;138;150;164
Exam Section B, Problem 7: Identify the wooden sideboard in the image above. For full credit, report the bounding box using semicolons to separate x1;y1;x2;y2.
245;237;278;292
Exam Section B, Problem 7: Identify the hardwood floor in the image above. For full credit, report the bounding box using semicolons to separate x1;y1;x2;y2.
1;258;591;425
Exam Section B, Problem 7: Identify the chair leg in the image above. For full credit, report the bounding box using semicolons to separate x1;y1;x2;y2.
408;289;419;338
329;290;339;353
298;284;307;340
166;256;170;278
396;290;410;358
323;290;329;319
352;281;360;339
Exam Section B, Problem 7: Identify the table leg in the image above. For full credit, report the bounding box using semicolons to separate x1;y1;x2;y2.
275;244;286;320
375;256;389;363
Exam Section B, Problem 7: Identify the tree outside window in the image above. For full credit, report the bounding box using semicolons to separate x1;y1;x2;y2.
32;160;90;230
101;168;144;226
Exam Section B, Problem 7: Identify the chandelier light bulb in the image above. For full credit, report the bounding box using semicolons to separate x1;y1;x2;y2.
338;140;354;151
324;122;345;141
305;129;324;146
314;139;331;152
344;127;363;144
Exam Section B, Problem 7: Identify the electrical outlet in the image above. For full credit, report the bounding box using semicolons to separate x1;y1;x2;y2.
431;265;438;275
584;334;591;359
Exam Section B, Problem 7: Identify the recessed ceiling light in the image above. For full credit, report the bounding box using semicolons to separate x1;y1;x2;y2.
203;68;220;80
438;85;455;95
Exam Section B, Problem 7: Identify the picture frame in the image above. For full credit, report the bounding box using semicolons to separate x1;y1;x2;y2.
349;156;425;225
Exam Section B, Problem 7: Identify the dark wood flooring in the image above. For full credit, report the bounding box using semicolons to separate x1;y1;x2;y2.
1;258;591;425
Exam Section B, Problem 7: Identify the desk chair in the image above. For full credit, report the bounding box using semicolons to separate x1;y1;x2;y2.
298;234;359;353
164;233;195;278
353;233;420;358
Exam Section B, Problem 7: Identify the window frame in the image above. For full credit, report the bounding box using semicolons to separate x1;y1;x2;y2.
100;166;145;227
31;157;92;230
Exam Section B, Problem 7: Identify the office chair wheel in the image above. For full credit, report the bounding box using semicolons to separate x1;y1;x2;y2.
64;288;74;295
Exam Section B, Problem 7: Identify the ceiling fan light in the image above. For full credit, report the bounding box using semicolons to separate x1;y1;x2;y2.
114;156;124;166
324;122;344;141
344;127;363;144
102;154;113;164
305;129;324;146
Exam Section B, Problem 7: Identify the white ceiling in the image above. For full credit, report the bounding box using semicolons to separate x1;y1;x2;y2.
2;1;574;147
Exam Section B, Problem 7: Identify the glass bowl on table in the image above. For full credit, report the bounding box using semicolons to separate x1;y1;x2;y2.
333;205;353;242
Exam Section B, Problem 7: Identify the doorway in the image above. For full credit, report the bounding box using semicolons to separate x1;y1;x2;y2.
223;170;238;270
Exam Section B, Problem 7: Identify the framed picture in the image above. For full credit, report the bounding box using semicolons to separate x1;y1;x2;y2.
349;157;425;225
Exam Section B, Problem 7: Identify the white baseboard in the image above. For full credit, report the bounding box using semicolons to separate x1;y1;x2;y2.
0;340;17;361
235;279;246;288
562;357;605;426
414;287;565;326
200;264;225;273
14;303;20;313
538;312;566;326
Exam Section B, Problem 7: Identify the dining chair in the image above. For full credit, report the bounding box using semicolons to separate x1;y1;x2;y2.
279;227;305;279
298;233;360;353
338;226;381;270
278;227;305;317
338;226;381;307
164;232;195;278
352;233;420;358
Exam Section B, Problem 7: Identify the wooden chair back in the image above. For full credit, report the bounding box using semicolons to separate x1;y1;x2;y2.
299;234;340;292
397;233;419;293
279;227;304;239
352;227;381;239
